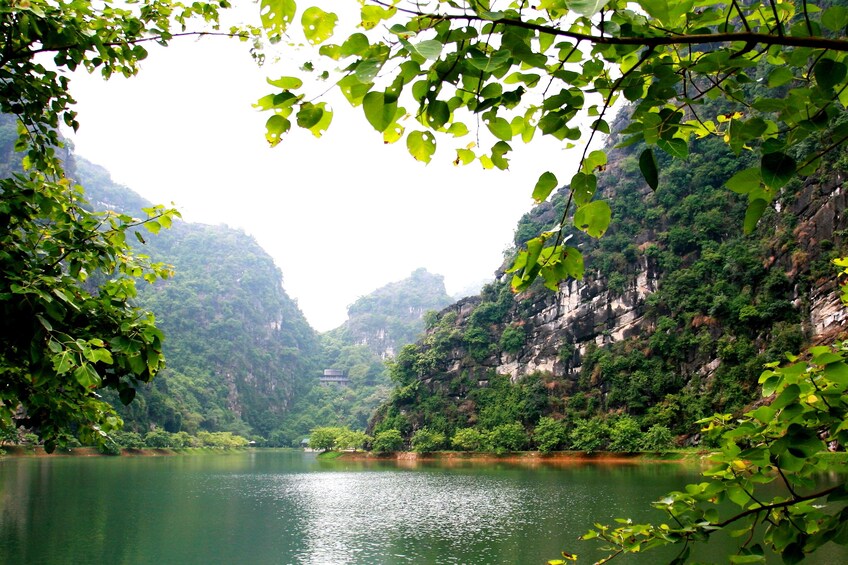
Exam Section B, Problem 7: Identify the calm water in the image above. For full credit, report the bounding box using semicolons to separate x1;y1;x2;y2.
0;451;845;564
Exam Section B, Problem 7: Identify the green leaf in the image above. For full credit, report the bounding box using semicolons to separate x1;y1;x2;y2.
726;168;761;194
296;104;323;129
728;553;766;564
119;387;136;406
424;100;450;130
824;361;848;386
772;383;801;410
92;348;113;364
582;149;606;173
814;59;847;91
767;67;793;88
822;6;848;32
266;76;303;90
570;172;596;206
761;152;796;189
362;91;398;132
355;58;385;84
657;137;688;159
36;313;53;331
637;0;669;22
447;122;469;137
490;141;511;170
486;116;513;141
743;199;767;234
305;103;332;138
533;172;558;203
361;5;396;30
561;246;584;279
455;148;475;165
74;364;101;388
566;0;611;17
127;354;146;375
264;115;290;147
407;131;436;163
337;74;372;106
412;40;443;60
573;200;611;238
467;49;511;73
341;33;370;58
260;0;297;40
301;7;337;45
781;543;805;565
639;148;658;190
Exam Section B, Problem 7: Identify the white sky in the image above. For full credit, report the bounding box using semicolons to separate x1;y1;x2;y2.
63;4;582;332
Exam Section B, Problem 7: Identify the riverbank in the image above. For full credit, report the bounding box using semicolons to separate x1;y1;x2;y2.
330;450;848;471
0;445;256;458
325;449;711;466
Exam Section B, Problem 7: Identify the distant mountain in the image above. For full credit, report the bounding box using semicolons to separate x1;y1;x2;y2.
450;278;491;302
273;269;453;445
331;268;453;358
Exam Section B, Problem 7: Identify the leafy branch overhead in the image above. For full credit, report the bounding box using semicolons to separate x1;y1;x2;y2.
258;0;848;289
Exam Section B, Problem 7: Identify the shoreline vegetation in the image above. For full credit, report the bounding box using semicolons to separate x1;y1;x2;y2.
0;446;267;458
325;449;709;465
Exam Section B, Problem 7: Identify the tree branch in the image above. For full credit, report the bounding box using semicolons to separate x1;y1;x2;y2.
716;485;841;528
405;10;848;52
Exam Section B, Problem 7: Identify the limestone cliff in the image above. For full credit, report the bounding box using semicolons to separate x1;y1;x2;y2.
330;268;453;359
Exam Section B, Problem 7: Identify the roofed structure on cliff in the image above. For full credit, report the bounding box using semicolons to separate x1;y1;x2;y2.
319;369;349;386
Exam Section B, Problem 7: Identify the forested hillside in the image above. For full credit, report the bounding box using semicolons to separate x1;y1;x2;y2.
370;119;848;451
274;269;453;445
71;159;322;439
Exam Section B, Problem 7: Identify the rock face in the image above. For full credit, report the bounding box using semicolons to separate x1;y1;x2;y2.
429;168;848;389
430;260;659;383
790;172;848;339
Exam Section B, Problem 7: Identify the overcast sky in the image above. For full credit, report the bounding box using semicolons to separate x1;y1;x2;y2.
63;5;582;332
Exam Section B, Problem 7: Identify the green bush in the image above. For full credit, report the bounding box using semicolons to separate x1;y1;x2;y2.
639;424;676;452
309;426;343;451
196;431;249;448
372;429;404;453
464;326;494;362
499;325;526;355
144;429;173;448
569;417;609;453
411;428;446;453
608;416;642;453
534;416;566;453
485;422;528;454
451;427;484;451
112;431;145;449
334;428;370;451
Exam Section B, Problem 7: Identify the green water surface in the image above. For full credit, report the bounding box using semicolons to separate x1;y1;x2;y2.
0;451;845;564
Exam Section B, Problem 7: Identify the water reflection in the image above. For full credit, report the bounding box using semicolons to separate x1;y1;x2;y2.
0;451;846;564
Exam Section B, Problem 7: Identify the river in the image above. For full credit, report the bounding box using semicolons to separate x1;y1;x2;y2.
0;450;845;564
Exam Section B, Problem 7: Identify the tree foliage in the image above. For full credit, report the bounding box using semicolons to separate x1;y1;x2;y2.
581;324;848;563
0;0;244;449
260;0;848;292
372;428;404;453
309;426;343;451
